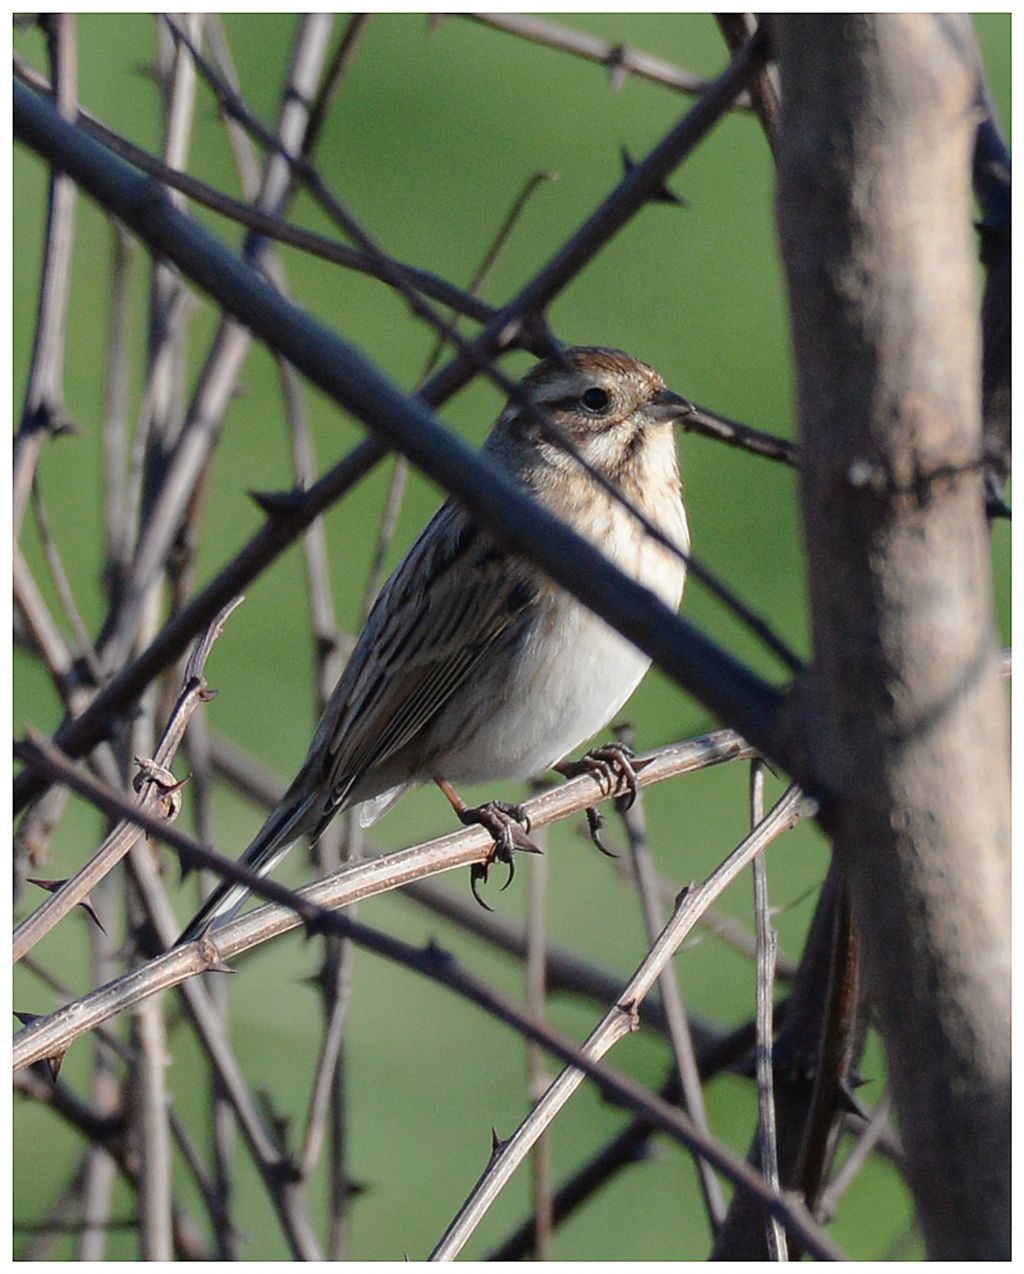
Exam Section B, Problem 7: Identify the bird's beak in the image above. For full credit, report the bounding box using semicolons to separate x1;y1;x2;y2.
647;386;694;423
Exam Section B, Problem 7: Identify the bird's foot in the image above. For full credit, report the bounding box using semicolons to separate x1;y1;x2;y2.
458;800;540;910
554;742;645;856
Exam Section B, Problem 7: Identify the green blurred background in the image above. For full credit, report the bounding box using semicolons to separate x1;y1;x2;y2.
13;13;1010;1261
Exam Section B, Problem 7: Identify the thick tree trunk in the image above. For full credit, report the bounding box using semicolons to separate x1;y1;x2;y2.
774;14;1010;1259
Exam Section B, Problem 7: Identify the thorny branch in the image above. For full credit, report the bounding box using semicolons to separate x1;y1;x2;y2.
13;12;1008;1262
428;785;845;1263
13;599;241;964
14;730;756;1069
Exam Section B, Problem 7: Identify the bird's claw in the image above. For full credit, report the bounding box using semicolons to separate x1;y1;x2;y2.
556;742;644;853
584;805;618;858
460;800;539;909
557;741;640;806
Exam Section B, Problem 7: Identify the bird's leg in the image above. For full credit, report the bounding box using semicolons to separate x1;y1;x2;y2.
553;741;648;856
435;779;540;910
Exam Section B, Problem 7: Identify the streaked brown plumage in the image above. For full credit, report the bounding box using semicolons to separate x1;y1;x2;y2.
178;346;690;942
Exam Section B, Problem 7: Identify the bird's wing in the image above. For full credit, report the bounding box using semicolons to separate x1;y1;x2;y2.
304;500;541;820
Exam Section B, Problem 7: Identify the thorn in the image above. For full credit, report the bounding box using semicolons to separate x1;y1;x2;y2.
196;933;234;974
606;45;629;93
619;998;641;1032
133;59;163;84
132;758;188;819
621;147;687;207
847;1069;871;1090
27;878;107;934
248;486;306;517
836;1078;871;1121
299;906;323;940
14;1019;68;1084
422;937;455;968
255;1087;294;1156
490;1126;504;1154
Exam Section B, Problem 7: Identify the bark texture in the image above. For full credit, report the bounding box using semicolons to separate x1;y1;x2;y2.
774;14;1010;1259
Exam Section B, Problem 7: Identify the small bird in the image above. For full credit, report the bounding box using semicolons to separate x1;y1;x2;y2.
177;346;691;943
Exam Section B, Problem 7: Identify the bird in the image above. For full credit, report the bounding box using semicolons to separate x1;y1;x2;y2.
177;346;691;944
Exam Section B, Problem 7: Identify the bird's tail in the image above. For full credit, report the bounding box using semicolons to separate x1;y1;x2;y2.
175;791;317;946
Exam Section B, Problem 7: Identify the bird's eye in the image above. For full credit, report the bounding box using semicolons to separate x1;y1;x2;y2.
580;386;610;413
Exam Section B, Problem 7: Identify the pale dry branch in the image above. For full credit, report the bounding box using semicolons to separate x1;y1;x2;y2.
13;14;78;537
132;994;172;1260
465;13;743;104
12;598;241;964
13;438;387;813
13;730;757;1071
750;761;786;1261
523;786;553;1258
124;803;324;1260
818;1089;895;1223
429;784;842;1262
13;1067;211;1259
96;16;336;675
618;758;726;1230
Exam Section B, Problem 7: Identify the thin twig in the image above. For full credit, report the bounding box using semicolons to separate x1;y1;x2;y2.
817;1089;894;1221
430;786;841;1262
29;484;101;683
13;13;78;537
524;787;553;1259
96;15;336;676
125;801;324;1260
15;68;792;800
13;1067;211;1260
464;13;748;105
714;15;781;150
13;439;387;813
12;598;242;963
13;731;758;1068
101;225;135;602
618;740;727;1231
132;992;173;1259
159;16;801;676
751;760;787;1261
487;1011;770;1259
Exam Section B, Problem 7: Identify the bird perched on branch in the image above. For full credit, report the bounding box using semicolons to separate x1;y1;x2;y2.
177;346;691;943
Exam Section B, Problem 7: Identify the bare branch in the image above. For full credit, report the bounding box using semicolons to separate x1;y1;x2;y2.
13;439;386;813
430;785;843;1262
750;761;786;1261
465;13;744;104
618;755;726;1230
13;14;78;537
14;71;789;794
12;599;240;963
715;15;781;149
12;731;755;1068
